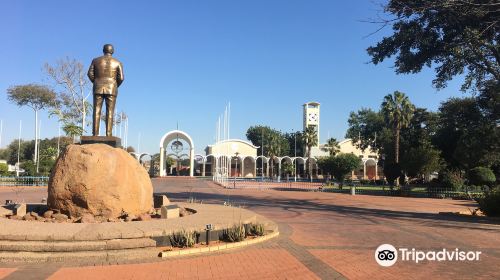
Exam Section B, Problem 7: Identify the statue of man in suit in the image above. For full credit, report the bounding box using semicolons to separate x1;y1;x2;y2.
87;44;124;137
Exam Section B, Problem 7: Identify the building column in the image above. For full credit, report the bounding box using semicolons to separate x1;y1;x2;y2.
266;159;269;178
278;162;281;182
189;148;194;177
159;147;165;177
253;159;257;178
240;158;244;178
363;160;367;180
375;161;378;180
202;160;206;177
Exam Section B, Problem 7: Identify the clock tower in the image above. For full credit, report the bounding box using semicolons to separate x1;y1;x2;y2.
303;101;320;148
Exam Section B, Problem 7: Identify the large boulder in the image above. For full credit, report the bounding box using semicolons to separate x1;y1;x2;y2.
48;144;153;218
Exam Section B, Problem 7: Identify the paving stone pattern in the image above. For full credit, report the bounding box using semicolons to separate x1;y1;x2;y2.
0;178;499;279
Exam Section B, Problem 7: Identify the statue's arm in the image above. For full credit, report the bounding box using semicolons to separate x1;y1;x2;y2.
117;62;124;87
87;60;95;82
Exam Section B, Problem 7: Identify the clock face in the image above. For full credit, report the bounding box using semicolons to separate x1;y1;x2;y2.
171;140;183;153
308;113;318;122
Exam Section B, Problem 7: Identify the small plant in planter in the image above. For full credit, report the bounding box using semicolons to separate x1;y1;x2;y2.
247;223;265;236
222;223;246;242
169;229;197;248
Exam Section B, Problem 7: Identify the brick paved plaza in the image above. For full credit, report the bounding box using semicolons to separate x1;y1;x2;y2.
0;177;499;279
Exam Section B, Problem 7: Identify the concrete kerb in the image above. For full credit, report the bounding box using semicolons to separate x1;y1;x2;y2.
160;231;280;258
0;203;278;263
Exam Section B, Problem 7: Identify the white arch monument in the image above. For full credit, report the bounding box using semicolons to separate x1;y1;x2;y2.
159;130;195;177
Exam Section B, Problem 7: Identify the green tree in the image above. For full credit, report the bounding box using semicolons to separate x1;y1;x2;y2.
367;0;500;92
400;146;442;181
381;91;415;185
7;84;56;172
61;123;84;138
0;137;71;175
468;167;496;187
322;137;340;157
433;97;500;170
301;125;318;180
0;163;8;176
281;162;294;177
346;108;385;152
246;125;289;158
266;133;280;178
284;131;304;157
126;146;136;153
318;154;362;187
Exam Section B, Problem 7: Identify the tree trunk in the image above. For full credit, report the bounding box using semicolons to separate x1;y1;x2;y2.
82;98;87;135
270;157;274;179
308;146;312;182
395;128;400;186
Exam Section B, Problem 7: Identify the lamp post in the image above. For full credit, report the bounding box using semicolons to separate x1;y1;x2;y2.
261;127;264;180
233;152;239;188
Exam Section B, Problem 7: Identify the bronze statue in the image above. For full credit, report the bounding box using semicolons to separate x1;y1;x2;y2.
87;44;124;137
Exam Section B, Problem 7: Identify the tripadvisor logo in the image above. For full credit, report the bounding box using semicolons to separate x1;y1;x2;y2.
375;244;482;267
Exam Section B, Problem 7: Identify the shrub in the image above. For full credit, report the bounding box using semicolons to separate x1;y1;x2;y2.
439;170;464;191
247;223;265;237
169;229;196;248
222;223;246;242
0;163;8;176
477;189;500;217
468;167;496;187
359;179;370;185
383;162;402;186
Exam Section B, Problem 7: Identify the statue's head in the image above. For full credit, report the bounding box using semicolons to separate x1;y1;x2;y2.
103;44;114;55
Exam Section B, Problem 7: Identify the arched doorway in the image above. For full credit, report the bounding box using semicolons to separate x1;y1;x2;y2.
159;130;195;177
364;158;378;180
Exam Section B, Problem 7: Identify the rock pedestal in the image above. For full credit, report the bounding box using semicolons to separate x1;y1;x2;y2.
48;144;153;218
154;195;170;208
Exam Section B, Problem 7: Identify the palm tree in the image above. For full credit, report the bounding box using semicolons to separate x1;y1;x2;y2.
266;133;280;179
381;91;415;186
302;126;318;181
322;137;340;156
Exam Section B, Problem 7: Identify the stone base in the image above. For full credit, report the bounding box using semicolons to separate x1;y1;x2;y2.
80;136;121;148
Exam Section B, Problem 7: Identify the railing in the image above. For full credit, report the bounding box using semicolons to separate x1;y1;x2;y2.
323;185;483;199
217;177;483;200
222;177;324;191
0;176;49;187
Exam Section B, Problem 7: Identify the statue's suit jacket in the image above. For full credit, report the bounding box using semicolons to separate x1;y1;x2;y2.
87;55;124;96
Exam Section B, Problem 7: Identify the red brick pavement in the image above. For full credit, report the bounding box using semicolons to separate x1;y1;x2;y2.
310;249;499;280
47;249;319;280
1;178;499;279
0;269;16;279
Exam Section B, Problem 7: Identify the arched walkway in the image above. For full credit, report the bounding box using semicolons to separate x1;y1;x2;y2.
139;153;154;176
159;130;195;177
364;158;378;180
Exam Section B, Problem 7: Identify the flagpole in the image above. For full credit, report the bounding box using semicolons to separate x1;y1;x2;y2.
0;119;3;148
36;119;41;174
17;120;22;177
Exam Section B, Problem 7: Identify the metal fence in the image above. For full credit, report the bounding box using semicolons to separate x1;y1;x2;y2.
220;177;326;191
322;185;483;200
217;177;483;200
0;176;49;187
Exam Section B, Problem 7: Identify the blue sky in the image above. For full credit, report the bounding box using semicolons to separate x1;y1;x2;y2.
0;0;464;155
